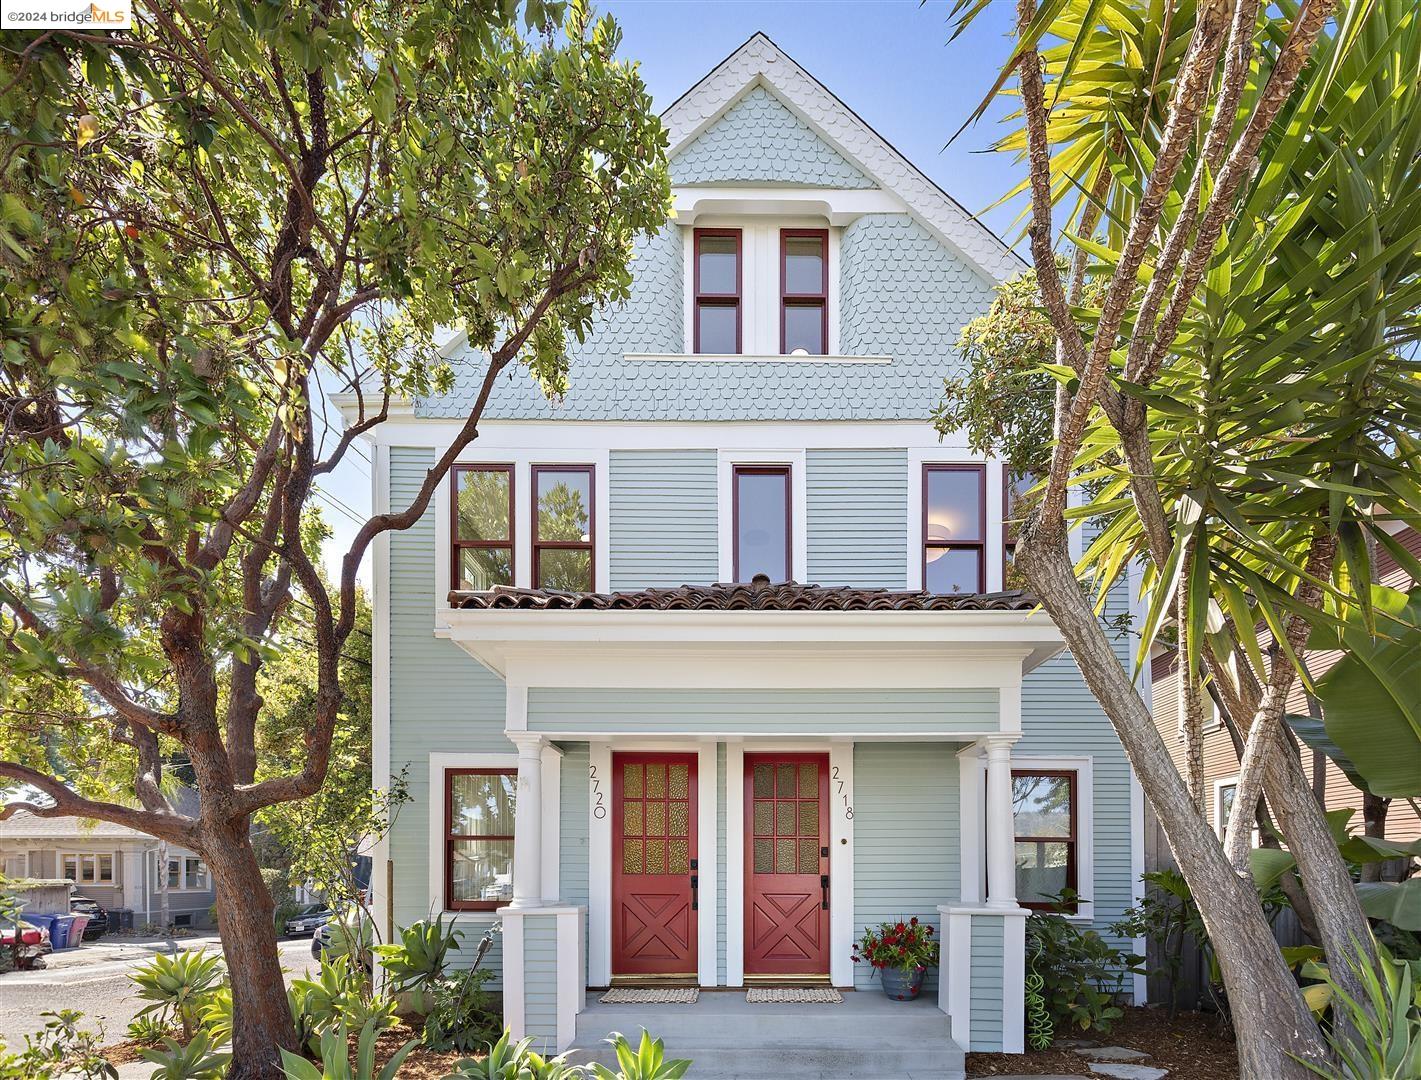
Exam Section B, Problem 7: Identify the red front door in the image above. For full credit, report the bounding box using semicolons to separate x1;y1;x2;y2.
744;753;830;977
612;752;698;978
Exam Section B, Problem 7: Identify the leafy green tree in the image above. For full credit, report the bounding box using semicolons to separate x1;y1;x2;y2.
947;0;1421;1071
0;2;669;1074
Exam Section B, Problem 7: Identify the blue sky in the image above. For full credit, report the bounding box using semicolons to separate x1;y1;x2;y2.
315;0;1028;581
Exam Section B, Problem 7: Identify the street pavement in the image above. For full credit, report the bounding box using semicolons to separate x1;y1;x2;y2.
0;934;317;1049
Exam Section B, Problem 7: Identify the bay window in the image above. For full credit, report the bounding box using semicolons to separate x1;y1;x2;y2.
452;464;514;591
532;465;595;591
694;228;741;354
923;464;985;594
780;229;828;355
446;768;516;911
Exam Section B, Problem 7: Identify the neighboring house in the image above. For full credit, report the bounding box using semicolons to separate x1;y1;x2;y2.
343;35;1147;1072
0;786;216;930
1150;524;1421;849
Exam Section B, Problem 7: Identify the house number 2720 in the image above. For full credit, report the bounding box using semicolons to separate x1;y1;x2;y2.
832;765;853;820
589;764;606;819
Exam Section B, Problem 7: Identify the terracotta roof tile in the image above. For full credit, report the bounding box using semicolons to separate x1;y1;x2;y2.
450;575;1037;613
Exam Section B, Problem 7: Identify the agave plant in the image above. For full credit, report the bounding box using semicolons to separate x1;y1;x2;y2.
372;913;463;1010
445;1030;591;1080
278;1019;414;1080
140;1031;231;1080
129;950;226;1041
590;1031;691;1080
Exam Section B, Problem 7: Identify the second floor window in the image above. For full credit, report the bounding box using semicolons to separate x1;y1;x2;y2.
694;228;741;354
733;465;791;582
452;465;514;591
780;229;827;355
923;464;985;593
534;465;594;591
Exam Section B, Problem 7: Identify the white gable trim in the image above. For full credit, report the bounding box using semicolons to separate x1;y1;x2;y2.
662;34;1023;284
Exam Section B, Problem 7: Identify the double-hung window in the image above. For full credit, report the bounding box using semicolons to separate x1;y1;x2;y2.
1012;770;1078;911
694;228;742;354
452;464;514;591
780;229;828;355
533;465;595;591
62;853;114;885
446;769;516;911
923;464;985;594
733;465;791;583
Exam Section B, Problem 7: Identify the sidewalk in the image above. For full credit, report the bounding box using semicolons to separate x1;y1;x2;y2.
36;931;224;971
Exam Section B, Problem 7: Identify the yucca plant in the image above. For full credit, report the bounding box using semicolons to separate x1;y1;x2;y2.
140;1031;231;1080
129;950;226;1042
1302;951;1421;1079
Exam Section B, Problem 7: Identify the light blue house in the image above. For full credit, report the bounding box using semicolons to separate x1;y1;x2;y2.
343;33;1145;1077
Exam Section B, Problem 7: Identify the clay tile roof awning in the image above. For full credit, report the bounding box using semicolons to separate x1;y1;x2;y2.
449;574;1038;613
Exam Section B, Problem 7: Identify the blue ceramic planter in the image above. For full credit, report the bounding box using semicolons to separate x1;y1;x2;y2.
880;965;927;1001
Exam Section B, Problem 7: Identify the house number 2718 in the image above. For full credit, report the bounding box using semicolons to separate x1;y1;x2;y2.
832;765;853;820
588;764;606;819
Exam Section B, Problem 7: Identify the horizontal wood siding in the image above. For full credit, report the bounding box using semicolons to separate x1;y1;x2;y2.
609;450;718;589
852;742;961;991
969;917;1005;1051
559;742;590;978
388;447;512;983
523;915;560;1049
806;449;908;588
528;688;999;735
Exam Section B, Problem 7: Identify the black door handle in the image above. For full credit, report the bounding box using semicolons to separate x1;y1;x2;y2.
690;874;699;911
820;874;830;910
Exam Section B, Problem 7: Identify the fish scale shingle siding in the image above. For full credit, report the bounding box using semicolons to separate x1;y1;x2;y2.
806;448;909;588
852;742;961;992
608;450;718;589
670;86;876;189
388;446;512;980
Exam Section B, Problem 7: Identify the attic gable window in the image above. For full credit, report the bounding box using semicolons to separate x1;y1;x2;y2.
780;229;827;355
694;228;741;354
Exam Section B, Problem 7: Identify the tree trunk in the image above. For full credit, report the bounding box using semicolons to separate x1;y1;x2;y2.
1018;532;1328;1076
1361;793;1389;883
158;839;171;934
204;820;299;1079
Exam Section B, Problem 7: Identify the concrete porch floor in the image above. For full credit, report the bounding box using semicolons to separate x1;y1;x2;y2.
566;990;966;1080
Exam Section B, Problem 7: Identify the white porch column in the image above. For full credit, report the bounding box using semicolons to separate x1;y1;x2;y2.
509;732;546;908
985;735;1017;909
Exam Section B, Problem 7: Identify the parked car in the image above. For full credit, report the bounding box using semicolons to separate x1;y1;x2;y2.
310;906;372;971
69;895;109;941
283;903;333;937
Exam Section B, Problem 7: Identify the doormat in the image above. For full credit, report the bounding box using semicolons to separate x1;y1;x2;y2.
600;988;700;1004
745;987;843;1004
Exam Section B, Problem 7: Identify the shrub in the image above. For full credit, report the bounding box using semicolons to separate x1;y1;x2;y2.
129;951;225;1042
1027;909;1142;1037
0;1009;117;1080
1300;948;1421;1079
288;954;395;1051
591;1031;692;1080
125;1014;173;1045
373;914;462;1010
278;1019;415;1080
422;965;500;1052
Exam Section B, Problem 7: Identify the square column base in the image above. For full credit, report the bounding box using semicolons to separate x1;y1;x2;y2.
938;904;1029;1054
499;905;587;1053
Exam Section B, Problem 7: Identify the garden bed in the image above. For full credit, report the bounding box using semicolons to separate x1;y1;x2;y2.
966;1006;1237;1079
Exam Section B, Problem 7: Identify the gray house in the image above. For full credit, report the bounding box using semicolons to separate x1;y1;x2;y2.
341;33;1147;1076
0;786;215;930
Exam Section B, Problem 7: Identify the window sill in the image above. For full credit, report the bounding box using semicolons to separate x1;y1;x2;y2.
625;352;891;365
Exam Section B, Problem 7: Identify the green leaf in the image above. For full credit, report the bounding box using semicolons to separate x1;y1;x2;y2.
1356;880;1421;931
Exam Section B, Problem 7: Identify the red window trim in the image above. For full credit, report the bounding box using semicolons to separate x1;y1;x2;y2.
921;464;986;594
779;228;828;355
1012;768;1079;913
732;464;792;584
531;463;596;591
445;767;516;912
450;463;514;592
693;228;742;354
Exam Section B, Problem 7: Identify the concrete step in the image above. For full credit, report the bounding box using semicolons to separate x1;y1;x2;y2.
567;993;964;1080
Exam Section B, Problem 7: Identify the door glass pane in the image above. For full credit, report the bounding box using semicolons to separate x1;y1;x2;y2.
697;234;738;294
669;802;689;838
775;839;796;874
776;764;796;798
783;236;824;294
623;839;644;875
456;469;509;541
669;839;690;876
798;800;819;837
753;764;773;798
783;303;824;354
646;802;666;837
623;802;643;836
1015;840;1070;905
798;763;817;798
697;303;738;353
536;470;591;542
458;547;512;591
645;763;666;799
798;839;819;874
926;469;983;543
736;471;789;581
754;801;773;836
776;801;796;837
451;772;515;836
669;764;689;800
623;764;643;799
646;839;666;875
925;546;980;594
536;548;591;591
754;838;772;874
1013;774;1073;837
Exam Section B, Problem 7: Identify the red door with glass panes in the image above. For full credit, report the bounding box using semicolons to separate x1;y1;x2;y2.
612;753;698;978
744;754;830;977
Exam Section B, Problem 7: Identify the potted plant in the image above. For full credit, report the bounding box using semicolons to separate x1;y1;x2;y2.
852;917;940;1000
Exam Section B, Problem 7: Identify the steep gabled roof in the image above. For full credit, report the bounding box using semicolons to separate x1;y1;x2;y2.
662;33;1023;283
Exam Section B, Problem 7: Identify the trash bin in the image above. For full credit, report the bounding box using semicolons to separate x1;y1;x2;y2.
49;914;79;950
110;909;134;932
21;914;58;948
67;914;90;943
